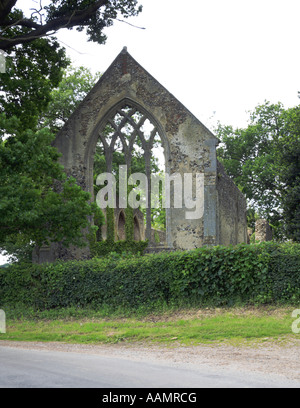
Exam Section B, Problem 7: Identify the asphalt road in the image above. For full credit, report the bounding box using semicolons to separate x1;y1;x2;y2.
0;345;299;388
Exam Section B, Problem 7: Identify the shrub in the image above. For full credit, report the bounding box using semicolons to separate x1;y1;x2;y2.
90;239;149;257
0;242;299;311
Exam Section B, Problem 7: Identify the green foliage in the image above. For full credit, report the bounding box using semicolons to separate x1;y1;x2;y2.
1;243;299;312
0;114;99;256
90;239;148;257
40;66;101;133
216;102;283;216
0;1;143;260
154;231;160;244
87;209;147;257
125;207;134;241
0;37;104;260
216;101;300;241
94;206;105;242
0;37;69;131
106;207;115;243
0;264;9;269
276;107;300;241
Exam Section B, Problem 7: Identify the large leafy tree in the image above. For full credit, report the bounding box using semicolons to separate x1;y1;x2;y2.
0;115;99;250
277;107;300;241
216;101;300;241
0;1;142;259
216;103;284;215
0;0;142;129
1;36;69;131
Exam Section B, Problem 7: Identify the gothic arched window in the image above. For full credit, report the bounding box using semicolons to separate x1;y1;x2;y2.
94;100;166;243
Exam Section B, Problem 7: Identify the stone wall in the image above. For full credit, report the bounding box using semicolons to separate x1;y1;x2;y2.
151;228;166;244
216;161;248;245
255;219;273;242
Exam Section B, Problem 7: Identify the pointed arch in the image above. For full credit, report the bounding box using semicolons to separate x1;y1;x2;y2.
88;98;171;246
117;210;126;241
87;98;170;175
134;215;141;241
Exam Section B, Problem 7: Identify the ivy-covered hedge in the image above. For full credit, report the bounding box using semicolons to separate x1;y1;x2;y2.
0;242;299;311
90;239;149;257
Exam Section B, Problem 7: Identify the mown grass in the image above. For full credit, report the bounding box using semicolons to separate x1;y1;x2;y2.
1;306;299;346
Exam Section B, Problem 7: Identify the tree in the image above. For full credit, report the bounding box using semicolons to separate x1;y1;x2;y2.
0;1;143;128
0;64;106;259
276;107;300;241
0;36;69;130
0;37;76;259
0;1;144;259
216;101;300;241
216;102;284;217
0;0;143;51
1;65;105;260
0;114;101;259
39;65;101;132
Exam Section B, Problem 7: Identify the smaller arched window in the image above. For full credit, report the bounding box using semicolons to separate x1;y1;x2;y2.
117;211;126;241
134;216;141;241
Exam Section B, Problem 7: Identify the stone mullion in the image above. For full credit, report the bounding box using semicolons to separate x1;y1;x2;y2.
144;145;152;244
105;148;113;174
98;135;107;151
134;114;155;245
122;110;137;242
149;128;158;146
145;131;156;243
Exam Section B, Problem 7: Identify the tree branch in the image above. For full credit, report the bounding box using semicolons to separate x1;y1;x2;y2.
0;0;109;50
0;17;41;35
0;0;18;25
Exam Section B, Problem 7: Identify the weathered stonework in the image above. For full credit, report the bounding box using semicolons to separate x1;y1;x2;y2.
255;219;273;242
36;48;248;262
100;207;145;242
216;162;248;245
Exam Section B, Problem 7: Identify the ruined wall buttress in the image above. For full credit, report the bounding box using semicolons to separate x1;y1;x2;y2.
216;161;248;245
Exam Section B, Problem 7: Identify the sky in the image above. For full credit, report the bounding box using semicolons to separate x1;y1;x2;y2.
1;0;300;264
55;0;300;130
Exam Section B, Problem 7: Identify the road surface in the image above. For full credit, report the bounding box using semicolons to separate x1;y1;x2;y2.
0;344;300;388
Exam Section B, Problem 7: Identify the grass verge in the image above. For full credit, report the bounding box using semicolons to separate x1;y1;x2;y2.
0;306;299;346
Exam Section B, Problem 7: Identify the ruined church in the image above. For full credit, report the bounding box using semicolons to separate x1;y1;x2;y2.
36;48;248;263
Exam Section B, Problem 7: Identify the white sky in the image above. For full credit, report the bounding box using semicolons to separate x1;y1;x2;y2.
55;0;300;130
1;0;300;264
